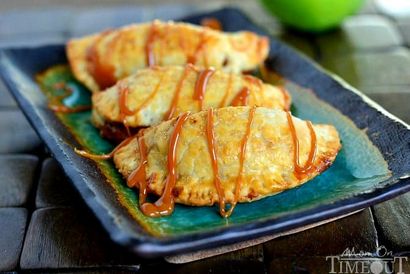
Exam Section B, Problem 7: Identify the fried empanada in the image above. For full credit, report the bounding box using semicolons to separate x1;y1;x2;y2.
91;65;290;140
111;107;341;217
67;20;269;92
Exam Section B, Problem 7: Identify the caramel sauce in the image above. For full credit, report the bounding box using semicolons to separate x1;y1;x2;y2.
75;130;149;205
286;112;317;178
140;112;190;217
279;86;291;111
127;130;149;205
164;65;193;120
48;82;91;113
118;84;134;136
218;73;233;107
145;22;159;67
74;136;133;160
205;107;256;217
118;72;164;135
119;84;134;116
86;30;117;90
226;106;256;217
230;87;250;107
194;68;215;110
200;18;222;31
206;108;228;217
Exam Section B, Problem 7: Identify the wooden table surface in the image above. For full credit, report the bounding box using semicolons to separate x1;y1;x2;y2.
0;0;409;273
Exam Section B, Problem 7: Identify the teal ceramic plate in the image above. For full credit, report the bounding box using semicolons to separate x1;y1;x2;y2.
0;8;409;258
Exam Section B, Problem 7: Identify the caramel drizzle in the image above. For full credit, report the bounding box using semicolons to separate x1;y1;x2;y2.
218;73;233;107
206;107;256;217
206;108;227;217
285;112;317;178
75;130;150;206
145;22;159;67
164;65;193;120
230;87;250;107
279;86;291;111
86;30;117;90
118;72;165;135
246;75;263;101
48;83;91;113
74;136;133;160
229;106;256;217
194;68;215;110
140;112;190;217
127;130;149;205
222;75;262;108
118;84;133;136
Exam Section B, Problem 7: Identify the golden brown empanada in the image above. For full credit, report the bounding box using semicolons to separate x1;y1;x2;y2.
111;107;341;217
91;65;290;140
66;20;269;92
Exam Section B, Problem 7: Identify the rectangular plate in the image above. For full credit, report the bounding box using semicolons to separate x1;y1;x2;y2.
0;8;409;258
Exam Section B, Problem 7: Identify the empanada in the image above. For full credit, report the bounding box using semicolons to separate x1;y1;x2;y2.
108;107;341;217
91;65;290;140
67;20;269;92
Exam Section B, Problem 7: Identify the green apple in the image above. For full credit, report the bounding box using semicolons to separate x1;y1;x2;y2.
260;0;364;32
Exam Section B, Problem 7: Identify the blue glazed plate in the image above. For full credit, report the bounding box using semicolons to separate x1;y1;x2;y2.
0;8;409;258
